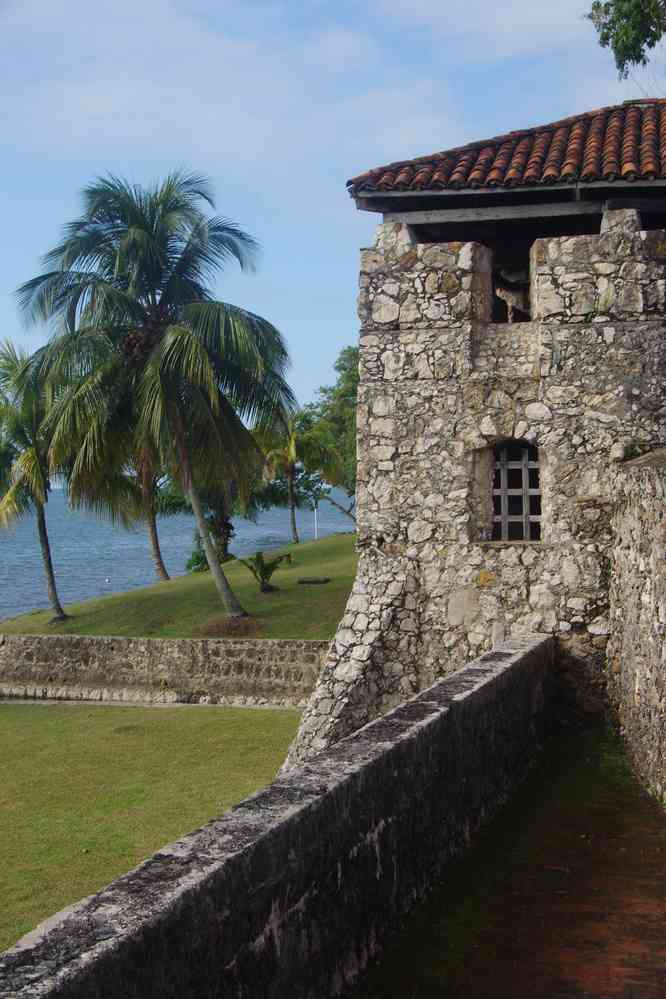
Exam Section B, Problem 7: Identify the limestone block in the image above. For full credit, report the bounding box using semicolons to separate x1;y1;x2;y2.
587;616;610;636
408;520;433;543
372;294;399;325
360;250;386;275
525;402;552;421
375;222;416;258
600;208;641;235
479;416;498;437
534;278;564;318
528;584;556;610
447;587;479;626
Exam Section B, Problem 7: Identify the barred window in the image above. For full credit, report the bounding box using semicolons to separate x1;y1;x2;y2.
491;441;541;541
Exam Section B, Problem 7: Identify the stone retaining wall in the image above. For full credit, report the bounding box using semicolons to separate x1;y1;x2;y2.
0;634;328;707
0;635;552;998
609;452;666;803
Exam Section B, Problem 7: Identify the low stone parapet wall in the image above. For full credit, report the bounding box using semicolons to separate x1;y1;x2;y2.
0;634;328;707
0;634;553;998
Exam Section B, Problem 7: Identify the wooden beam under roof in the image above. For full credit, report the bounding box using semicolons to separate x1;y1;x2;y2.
383;202;602;225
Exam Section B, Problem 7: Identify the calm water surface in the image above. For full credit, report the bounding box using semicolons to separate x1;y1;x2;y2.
0;488;353;621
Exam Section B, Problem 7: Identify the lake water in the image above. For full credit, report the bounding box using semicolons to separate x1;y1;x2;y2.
0;488;354;621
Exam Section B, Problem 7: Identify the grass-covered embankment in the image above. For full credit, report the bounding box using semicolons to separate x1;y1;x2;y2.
0;702;300;951
1;533;357;640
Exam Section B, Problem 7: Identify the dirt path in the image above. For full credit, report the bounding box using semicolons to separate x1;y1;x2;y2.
354;727;666;999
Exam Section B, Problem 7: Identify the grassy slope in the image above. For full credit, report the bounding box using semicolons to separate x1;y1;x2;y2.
0;703;300;951
1;533;357;640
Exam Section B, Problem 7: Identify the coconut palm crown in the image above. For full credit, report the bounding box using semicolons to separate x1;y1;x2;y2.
255;413;343;545
18;171;295;616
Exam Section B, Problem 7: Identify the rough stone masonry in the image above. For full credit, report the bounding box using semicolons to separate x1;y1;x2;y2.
285;207;666;768
0;634;327;707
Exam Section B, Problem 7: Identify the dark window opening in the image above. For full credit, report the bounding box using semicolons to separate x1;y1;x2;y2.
491;441;541;542
492;264;530;323
414;211;605;327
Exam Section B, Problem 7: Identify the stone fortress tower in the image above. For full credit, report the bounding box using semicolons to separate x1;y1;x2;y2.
286;100;666;768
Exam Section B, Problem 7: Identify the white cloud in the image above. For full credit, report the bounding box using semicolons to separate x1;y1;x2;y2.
371;0;593;57
0;0;451;178
301;25;382;73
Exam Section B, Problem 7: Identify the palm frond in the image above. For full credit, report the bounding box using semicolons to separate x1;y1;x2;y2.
13;446;47;504
68;468;143;527
0;477;32;526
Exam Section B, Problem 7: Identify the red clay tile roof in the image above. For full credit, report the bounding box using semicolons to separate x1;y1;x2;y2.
348;100;666;195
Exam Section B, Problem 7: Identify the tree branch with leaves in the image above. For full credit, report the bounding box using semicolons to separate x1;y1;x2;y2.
587;0;666;77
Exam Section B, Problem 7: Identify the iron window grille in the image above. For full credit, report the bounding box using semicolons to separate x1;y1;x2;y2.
492;441;541;541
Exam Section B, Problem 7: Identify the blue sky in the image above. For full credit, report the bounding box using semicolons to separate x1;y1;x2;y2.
0;0;656;403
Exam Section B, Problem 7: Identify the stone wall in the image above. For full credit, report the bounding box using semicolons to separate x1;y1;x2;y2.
608;451;666;803
286;207;666;767
0;634;328;707
0;636;552;999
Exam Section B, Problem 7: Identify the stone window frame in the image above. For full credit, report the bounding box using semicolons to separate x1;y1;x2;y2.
491;441;541;541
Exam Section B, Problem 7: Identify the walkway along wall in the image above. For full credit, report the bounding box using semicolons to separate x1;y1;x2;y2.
0;636;552;999
285;208;666;768
0;634;328;707
609;451;666;804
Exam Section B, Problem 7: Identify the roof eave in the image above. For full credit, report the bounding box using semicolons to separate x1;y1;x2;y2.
352;178;666;214
353;178;666;200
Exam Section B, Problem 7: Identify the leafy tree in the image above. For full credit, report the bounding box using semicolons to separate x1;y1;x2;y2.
0;341;68;620
587;0;666;76
238;551;292;593
254;413;342;544
253;467;331;514
302;345;358;522
19;172;294;617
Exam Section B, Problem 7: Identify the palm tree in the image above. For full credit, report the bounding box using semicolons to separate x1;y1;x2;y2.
0;341;68;620
255;414;342;544
68;436;172;583
19;172;294;617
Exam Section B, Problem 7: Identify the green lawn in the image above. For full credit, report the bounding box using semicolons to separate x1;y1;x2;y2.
1;533;357;640
0;703;300;951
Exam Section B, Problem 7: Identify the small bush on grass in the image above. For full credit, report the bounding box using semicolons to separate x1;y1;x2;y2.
238;552;293;593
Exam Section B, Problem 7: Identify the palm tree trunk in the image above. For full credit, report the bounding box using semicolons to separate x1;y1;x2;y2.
287;469;299;544
188;481;247;616
172;413;247;617
35;501;67;620
146;505;170;581
325;495;357;523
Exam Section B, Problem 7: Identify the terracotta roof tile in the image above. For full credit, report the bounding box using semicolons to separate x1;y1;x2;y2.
621;105;641;179
659;107;666;176
348;100;666;195
467;146;496;187
543;125;569;184
581;112;606;181
487;140;515;186
523;131;552;184
602;109;623;179
640;105;658;178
